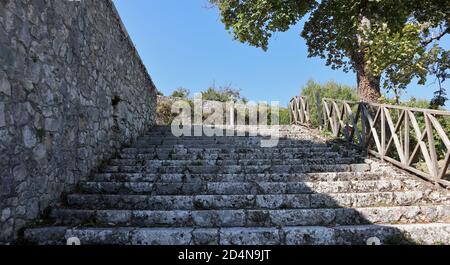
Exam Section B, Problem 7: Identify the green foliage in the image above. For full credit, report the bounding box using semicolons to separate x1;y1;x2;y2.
266;106;290;125
302;0;359;73
278;107;290;125
363;23;428;90
429;47;450;108
201;85;246;103
156;100;175;125
377;95;450;166
36;128;46;141
300;79;358;127
233;103;290;125
210;0;315;51
211;0;449;103
378;95;430;109
157;98;195;125
331;144;341;153
170;87;190;99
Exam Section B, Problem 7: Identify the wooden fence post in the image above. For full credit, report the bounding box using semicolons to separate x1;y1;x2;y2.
315;91;322;130
404;111;410;164
381;107;385;160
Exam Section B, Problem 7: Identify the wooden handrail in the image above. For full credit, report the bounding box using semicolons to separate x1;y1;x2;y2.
289;96;311;126
290;96;450;187
322;98;450;116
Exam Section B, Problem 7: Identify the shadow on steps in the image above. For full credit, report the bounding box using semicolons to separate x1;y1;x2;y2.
19;125;450;245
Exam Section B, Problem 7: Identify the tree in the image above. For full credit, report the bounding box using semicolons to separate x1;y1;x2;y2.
210;0;449;103
170;87;190;98
201;84;246;102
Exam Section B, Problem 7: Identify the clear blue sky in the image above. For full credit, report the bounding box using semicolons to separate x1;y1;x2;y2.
113;0;449;109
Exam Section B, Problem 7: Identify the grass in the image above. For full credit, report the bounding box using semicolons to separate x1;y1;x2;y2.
36;128;46;140
319;129;335;139
193;201;207;210
331;144;341;153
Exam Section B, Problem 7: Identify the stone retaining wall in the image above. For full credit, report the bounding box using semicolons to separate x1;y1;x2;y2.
0;0;157;242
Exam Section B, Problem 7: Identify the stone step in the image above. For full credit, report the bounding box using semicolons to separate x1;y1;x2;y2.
139;136;317;141
133;139;329;146
147;126;303;130
65;191;436;210
89;172;395;183
118;151;344;160
129;143;341;148
144;127;314;136
121;147;349;155
23;223;450;245
142;134;316;138
142;134;318;139
145;127;307;132
100;163;371;174
78;179;421;195
120;146;350;159
107;158;361;167
49;205;450;228
138;135;320;140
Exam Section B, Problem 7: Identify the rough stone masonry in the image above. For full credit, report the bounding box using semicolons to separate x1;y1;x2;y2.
0;0;157;242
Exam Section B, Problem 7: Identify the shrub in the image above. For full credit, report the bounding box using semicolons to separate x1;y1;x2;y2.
156;100;175;125
267;107;290;125
170;87;190;99
202;85;246;103
300;79;358;127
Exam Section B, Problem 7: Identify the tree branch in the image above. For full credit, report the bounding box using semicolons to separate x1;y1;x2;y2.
422;27;449;46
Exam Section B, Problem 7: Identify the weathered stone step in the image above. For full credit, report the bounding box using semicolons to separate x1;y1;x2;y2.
138;135;319;140
130;142;341;148
78;179;421;195
119;151;344;160
23;223;450;245
133;139;328;146
140;136;316;141
149;126;310;130
141;135;317;139
146;127;306;132
122;145;350;151
120;147;349;155
107;158;361;167
122;145;338;151
90;172;395;183
65;191;435;210
49;205;450;228
142;133;318;139
144;127;314;136
101;163;371;174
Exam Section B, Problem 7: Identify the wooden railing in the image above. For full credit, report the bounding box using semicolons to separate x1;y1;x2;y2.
289;96;450;186
289;96;311;126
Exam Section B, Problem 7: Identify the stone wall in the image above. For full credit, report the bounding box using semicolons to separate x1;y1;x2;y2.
0;0;157;242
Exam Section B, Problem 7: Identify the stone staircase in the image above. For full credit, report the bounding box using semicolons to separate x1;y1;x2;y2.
23;126;450;245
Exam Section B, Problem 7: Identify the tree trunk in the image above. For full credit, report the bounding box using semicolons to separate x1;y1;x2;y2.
354;1;381;103
353;52;381;103
357;70;381;103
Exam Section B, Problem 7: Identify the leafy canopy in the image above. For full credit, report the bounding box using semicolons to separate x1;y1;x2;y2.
211;0;449;104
